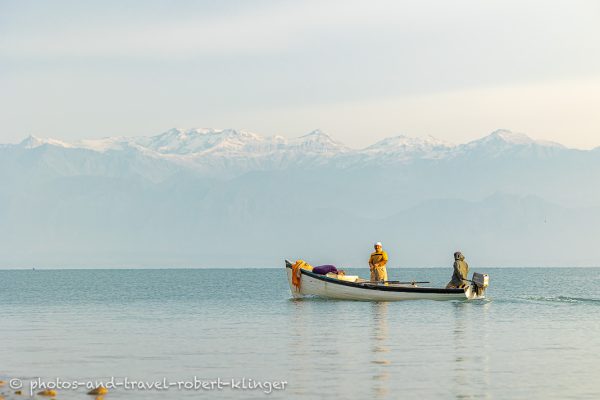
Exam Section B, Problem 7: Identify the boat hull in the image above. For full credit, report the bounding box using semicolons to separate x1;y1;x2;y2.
286;263;485;301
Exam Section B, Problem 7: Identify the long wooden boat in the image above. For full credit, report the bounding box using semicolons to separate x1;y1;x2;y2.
285;260;488;301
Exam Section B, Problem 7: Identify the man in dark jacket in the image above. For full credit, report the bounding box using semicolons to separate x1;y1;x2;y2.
446;251;469;288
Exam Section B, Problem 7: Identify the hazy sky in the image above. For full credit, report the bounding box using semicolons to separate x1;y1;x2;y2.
1;0;600;148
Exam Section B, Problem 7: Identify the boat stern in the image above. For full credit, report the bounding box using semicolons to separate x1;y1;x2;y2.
466;272;490;299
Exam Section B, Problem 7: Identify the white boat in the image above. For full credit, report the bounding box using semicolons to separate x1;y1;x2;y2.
285;260;489;301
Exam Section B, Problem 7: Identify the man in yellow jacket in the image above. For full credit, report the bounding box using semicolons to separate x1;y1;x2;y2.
369;242;388;282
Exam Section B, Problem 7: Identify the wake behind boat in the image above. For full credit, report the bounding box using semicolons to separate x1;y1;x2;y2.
285;260;489;301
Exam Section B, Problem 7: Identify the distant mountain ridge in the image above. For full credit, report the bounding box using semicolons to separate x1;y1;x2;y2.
5;128;584;177
1;128;599;267
11;127;571;154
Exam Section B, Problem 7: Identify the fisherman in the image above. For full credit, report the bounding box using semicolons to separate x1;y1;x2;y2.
369;242;388;282
446;251;469;288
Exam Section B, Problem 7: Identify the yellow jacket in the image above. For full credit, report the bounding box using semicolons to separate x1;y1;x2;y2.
369;251;388;268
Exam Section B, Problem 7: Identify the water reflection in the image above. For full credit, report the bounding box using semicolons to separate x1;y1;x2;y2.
452;302;469;398
287;299;311;396
451;301;492;399
371;302;390;399
479;301;492;400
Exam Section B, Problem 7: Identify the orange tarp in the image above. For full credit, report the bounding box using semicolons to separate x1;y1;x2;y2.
291;260;313;289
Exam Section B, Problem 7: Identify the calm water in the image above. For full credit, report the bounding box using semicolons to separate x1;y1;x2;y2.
1;267;599;399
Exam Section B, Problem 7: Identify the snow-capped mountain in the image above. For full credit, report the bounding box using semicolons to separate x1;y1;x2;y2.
2;128;600;267
18;135;74;149
132;128;284;155
131;128;350;158
362;134;455;163
287;129;350;153
458;129;566;158
7;128;575;173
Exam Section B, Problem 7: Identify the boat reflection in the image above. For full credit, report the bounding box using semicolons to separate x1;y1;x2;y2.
371;301;390;399
451;301;492;399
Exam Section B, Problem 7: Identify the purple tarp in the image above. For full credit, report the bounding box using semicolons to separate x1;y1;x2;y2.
312;265;338;275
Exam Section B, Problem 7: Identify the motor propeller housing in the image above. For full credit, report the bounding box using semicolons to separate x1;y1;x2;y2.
472;272;490;288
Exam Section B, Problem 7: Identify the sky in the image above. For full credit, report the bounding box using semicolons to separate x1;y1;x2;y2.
1;0;600;149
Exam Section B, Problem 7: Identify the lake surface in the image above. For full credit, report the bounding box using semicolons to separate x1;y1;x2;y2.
1;267;599;399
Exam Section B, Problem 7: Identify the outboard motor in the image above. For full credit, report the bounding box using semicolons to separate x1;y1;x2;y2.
471;272;490;296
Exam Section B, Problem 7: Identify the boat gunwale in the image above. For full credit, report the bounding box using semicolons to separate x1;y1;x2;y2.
286;263;466;295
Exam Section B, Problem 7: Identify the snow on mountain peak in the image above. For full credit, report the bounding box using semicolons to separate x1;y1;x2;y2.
18;135;72;149
19;135;44;148
134;128;266;155
466;129;565;150
302;129;329;137
362;134;455;163
296;129;335;143
488;129;534;145
289;129;348;153
6;128;575;171
365;134;453;151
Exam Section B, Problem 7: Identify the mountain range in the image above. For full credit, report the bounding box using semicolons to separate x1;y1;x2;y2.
4;128;576;174
1;128;599;268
